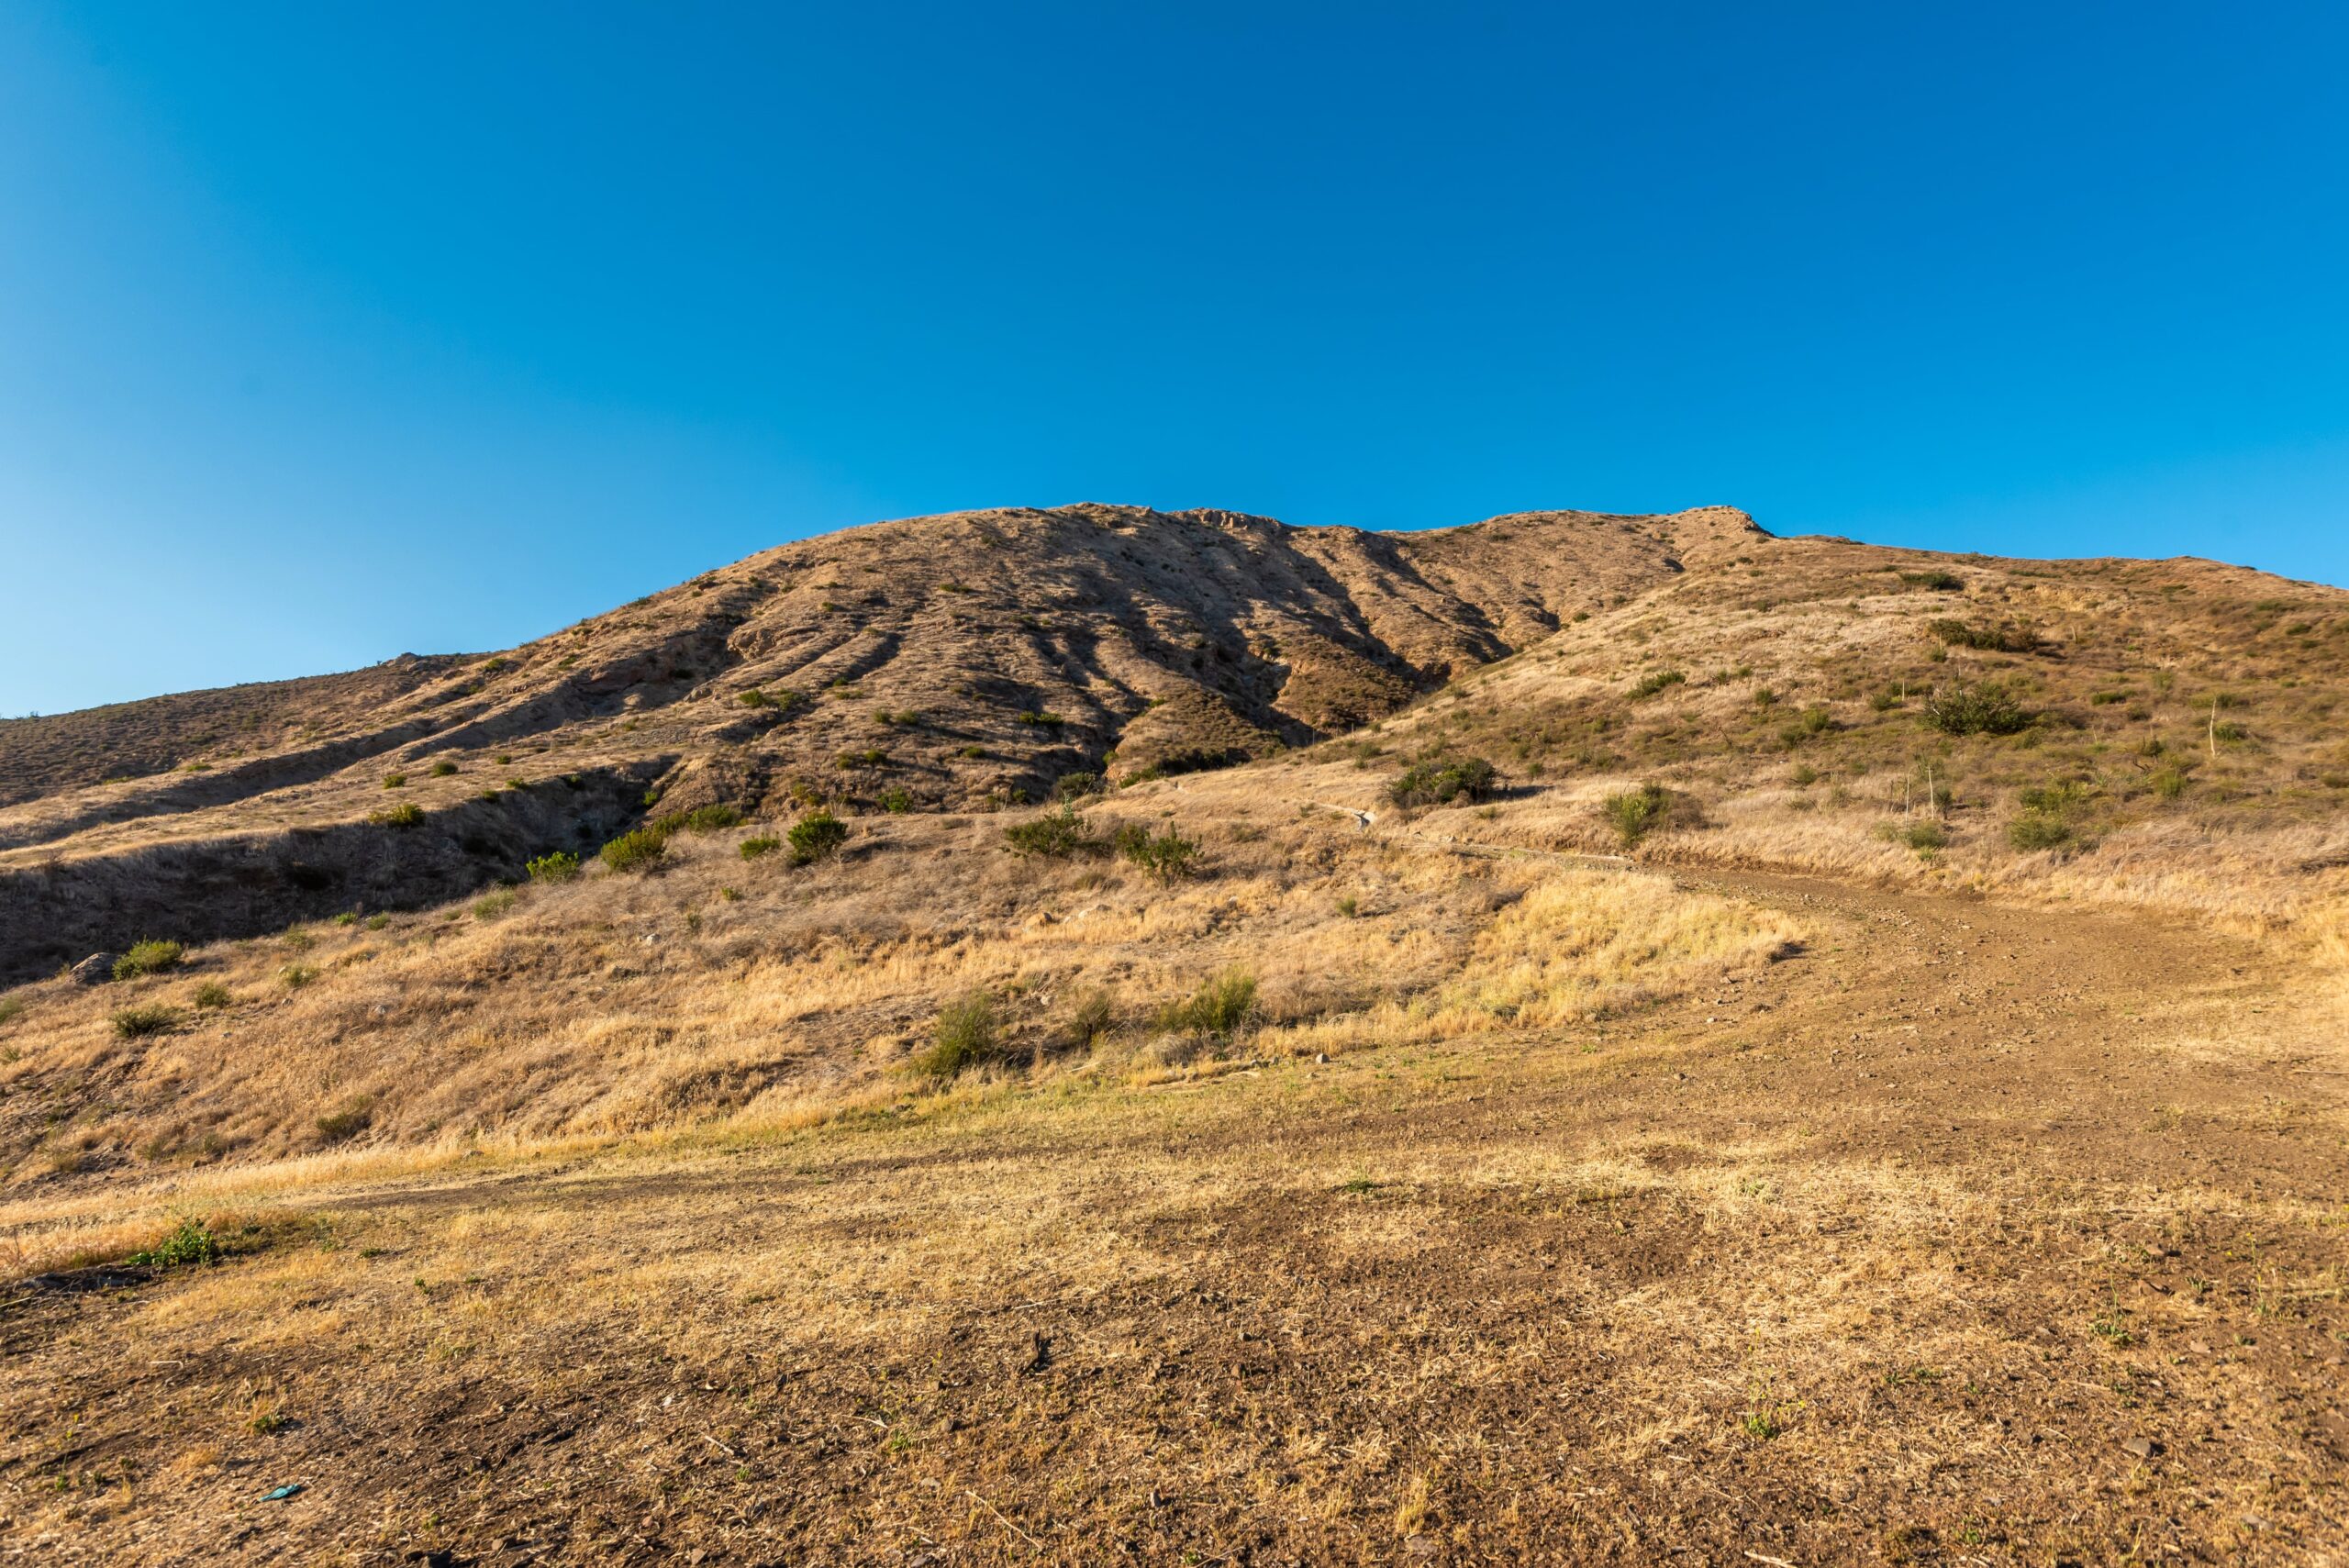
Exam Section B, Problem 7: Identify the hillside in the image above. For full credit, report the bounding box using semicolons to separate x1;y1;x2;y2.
4;503;2347;1562
0;502;1760;984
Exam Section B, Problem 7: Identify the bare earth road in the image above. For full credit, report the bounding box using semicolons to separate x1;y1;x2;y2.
4;870;2345;1565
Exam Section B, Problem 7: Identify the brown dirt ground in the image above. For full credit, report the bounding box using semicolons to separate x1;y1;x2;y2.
3;866;2345;1565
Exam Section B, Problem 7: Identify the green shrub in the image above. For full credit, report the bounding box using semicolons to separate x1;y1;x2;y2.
1054;772;1103;800
1923;684;2032;736
111;1004;179;1039
382;773;407;789
737;688;774;708
1899;820;1948;854
1900;570;1963;591
429;760;458;777
1628;670;1686;700
1387;757;1497;807
916;993;997;1078
1003;805;1101;858
2019;779;2095;813
128;1219;221;1270
740;836;782;861
2008;813;2072;851
527;851;582;883
472;888;519;920
675;805;743;833
600;829;669;873
1777;706;1835;747
2151;763;2191;801
878;788;914;813
1017;710;1067;728
1753;686;1779;707
1116;825;1199;881
1602;783;1672;847
280;964;317;989
193;983;235;1010
787;809;849;865
1156;969;1257;1038
113;940;184;981
369;803;426;828
1928;617;2044;654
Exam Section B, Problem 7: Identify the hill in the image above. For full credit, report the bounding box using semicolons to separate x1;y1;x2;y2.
0;502;1762;984
3;502;2347;1562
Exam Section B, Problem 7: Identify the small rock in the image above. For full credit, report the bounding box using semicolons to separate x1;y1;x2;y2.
1315;1052;1330;1064
2242;1513;2270;1531
1405;1537;1438;1559
70;953;118;986
2122;1436;2155;1459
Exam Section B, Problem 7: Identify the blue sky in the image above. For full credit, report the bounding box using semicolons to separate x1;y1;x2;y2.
5;3;2346;717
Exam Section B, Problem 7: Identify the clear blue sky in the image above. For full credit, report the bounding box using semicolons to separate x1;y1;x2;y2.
6;3;2347;717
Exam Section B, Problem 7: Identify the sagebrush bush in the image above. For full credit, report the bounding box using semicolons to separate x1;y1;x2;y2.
1900;820;1948;853
527;851;581;883
1602;783;1672;847
472;888;518;920
916;993;998;1078
1387;757;1497;807
739;836;782;861
369;803;426;828
1900;570;1963;591
111;1004;178;1039
1156;969;1257;1039
1003;805;1101;858
1923;684;2031;736
600;829;668;873
113;940;184;981
1628;670;1686;700
1055;772;1102;800
2008;813;2073;851
1928;617;2044;653
429;760;458;777
788;809;849;865
193;982;234;1010
382;773;406;789
1116;824;1199;880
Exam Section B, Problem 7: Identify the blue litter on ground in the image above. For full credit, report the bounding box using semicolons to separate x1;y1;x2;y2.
262;1484;305;1501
